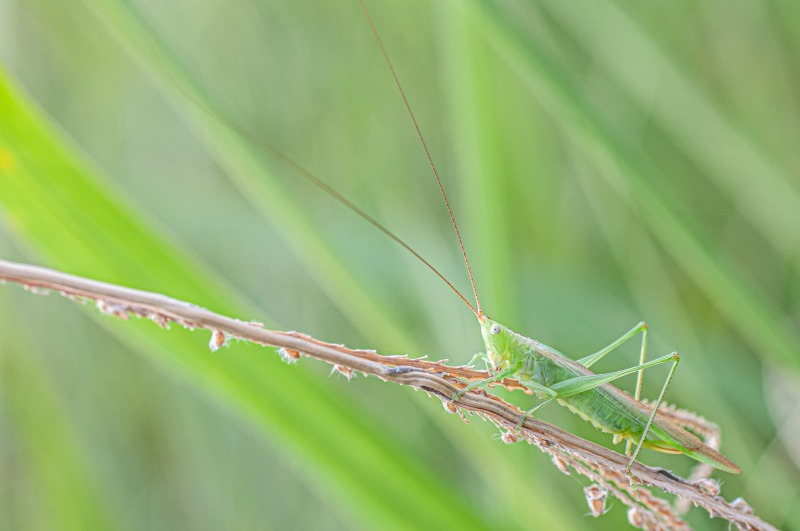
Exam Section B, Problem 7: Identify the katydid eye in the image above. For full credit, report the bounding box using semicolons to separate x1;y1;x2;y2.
490;323;501;335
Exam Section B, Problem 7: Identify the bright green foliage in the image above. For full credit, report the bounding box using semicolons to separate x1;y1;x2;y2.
0;68;492;530
1;0;799;529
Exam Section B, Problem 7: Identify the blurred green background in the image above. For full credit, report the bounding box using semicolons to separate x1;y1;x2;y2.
1;0;799;529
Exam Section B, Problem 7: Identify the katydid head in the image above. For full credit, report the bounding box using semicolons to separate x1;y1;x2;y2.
479;316;514;369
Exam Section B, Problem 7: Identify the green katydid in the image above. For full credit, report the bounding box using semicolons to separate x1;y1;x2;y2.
224;0;741;480
351;0;741;479
459;319;741;476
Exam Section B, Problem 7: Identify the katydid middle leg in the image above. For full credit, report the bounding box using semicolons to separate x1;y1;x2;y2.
513;379;558;432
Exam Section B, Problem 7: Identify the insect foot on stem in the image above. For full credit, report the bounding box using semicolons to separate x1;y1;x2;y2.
451;386;468;403
515;396;556;434
515;413;527;433
626;467;641;501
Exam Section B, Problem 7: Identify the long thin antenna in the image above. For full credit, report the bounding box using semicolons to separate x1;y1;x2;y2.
165;2;482;318
357;0;483;318
236;127;480;318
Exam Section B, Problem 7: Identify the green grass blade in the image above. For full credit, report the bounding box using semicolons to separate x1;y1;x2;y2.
80;0;414;351
67;4;587;527
0;67;491;531
441;2;516;318
546;0;800;258
465;0;800;373
0;299;116;531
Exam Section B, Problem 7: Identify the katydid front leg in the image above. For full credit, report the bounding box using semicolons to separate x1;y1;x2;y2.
451;363;521;401
453;363;559;432
466;352;490;370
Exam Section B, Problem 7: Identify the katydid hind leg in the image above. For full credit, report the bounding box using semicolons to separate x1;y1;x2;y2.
574;322;650;456
547;349;681;488
576;322;649;452
513;353;676;437
543;349;681;477
550;352;676;397
625;352;680;486
654;403;723;508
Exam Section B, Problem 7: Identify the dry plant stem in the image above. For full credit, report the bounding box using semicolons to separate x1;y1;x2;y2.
0;259;774;531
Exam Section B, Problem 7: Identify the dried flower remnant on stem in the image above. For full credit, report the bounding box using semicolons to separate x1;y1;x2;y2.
551;453;571;476
584;484;607;517
209;329;227;352
278;347;301;364
331;365;353;379
500;431;518;444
